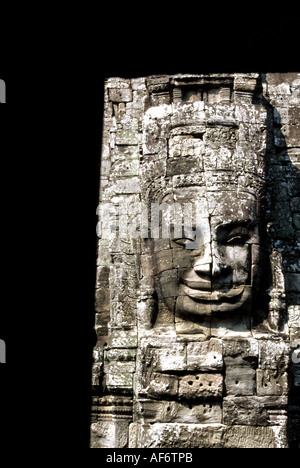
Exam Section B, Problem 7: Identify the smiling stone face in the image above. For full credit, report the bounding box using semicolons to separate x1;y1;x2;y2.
154;189;260;318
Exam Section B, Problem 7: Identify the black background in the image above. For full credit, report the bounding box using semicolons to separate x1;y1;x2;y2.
0;10;298;455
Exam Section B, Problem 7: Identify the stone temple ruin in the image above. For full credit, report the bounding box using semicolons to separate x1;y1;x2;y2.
91;73;300;448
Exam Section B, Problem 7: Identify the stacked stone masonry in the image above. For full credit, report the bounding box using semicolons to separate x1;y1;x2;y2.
91;73;300;448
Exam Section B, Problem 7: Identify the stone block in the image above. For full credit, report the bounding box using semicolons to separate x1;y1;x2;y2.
178;373;223;400
130;422;287;448
111;144;140;162
153;249;173;275
286;273;300;292
211;315;252;338
175;317;211;339
131;78;146;90
130;423;225;448
256;369;288;396
137;400;222;424
223;396;288;426
106;78;131;89
116;129;138;145
154;269;178;299
106;348;136;362
110;177;141;194
95;311;110;337
141;255;154;277
166;159;201;176
90;420;129;448
146;373;179;399
152;343;186;372
95;285;110;312
109;87;133;103
234;76;258;93
108;335;137;349
106;372;133;393
106;361;135;374
172;250;194;269
223;338;259;357
95;265;109;287
288;305;300;329
106;362;135;393
225;366;256;396
153;238;170;252
258;341;290;371
97;239;111;265
186;339;223;371
155;300;175;326
110;159;140;178
223;338;258;368
221;425;287;448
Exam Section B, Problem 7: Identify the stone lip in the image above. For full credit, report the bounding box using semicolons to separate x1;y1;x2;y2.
180;284;245;302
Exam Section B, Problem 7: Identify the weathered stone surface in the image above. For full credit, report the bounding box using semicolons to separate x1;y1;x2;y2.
223;396;288;426
186;339;223;371
95;285;110;313
109;87;133;103
154;270;178;299
105;362;135;394
92;72;299;448
256;369;288;396
129;422;286;448
286;273;300;292
221;425;287;449
106;348;136;362
91;420;130;448
175;315;211;339
258;341;290;370
129;423;225;448
178;373;223;400
151;344;186;372
146;373;179;399
136;400;222;424
107;335;138;349
225;366;256;396
223;338;259;360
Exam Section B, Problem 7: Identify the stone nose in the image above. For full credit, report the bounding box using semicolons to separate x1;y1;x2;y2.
193;242;229;277
193;243;212;276
193;260;211;275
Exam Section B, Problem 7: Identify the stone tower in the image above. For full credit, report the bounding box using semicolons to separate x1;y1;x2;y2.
91;73;300;448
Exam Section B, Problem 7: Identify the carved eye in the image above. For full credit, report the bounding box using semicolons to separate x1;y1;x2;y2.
225;235;247;246
173;238;195;247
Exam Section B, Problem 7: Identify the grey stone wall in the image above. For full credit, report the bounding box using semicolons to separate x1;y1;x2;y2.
90;73;300;448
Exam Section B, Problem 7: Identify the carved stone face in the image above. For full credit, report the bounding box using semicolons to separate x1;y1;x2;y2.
154;188;260;318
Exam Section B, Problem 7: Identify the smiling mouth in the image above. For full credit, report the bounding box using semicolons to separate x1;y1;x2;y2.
180;283;245;302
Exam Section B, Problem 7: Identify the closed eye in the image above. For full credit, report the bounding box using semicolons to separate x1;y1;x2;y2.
225;235;248;246
173;238;195;247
